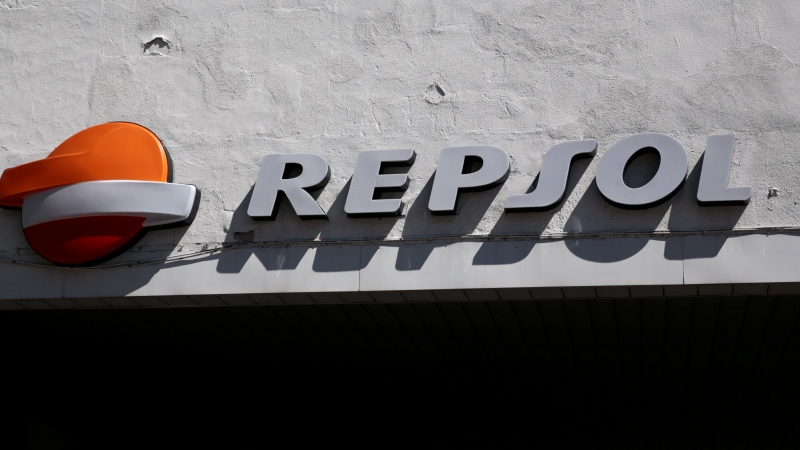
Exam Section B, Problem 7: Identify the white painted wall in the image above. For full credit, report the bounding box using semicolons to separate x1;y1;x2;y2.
1;0;800;264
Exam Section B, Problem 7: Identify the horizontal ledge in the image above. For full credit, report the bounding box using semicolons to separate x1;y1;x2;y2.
3;283;800;310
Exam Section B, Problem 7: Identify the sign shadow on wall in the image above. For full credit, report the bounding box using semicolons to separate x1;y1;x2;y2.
472;156;593;265
561;178;670;262
216;179;396;274
56;223;199;297
562;152;746;263
663;153;747;260
395;174;504;270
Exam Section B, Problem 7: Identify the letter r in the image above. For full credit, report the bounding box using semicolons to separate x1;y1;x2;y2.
247;154;331;219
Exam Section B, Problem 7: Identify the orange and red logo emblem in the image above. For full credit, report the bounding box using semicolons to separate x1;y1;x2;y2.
0;123;199;266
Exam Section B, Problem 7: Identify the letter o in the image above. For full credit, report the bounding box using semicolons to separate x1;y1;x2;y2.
595;133;688;208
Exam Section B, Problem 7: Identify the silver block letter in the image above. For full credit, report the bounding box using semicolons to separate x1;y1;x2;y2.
596;133;688;208
345;149;416;217
697;134;751;205
247;154;330;219
428;146;510;214
504;140;597;211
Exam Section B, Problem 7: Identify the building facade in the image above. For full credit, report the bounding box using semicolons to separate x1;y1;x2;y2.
2;1;800;448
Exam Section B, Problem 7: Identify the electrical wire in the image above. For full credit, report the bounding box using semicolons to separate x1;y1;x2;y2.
2;226;800;270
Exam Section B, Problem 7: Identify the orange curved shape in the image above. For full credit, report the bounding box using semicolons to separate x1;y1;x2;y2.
0;123;169;207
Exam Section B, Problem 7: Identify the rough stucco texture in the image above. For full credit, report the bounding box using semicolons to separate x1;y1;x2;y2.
1;0;800;260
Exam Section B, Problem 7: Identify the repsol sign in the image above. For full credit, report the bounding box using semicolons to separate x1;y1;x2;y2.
0;125;752;266
248;133;751;219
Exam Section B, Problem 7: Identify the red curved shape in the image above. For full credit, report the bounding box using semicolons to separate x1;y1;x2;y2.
24;216;146;265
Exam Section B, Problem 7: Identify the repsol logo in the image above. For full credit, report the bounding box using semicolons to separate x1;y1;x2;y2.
247;133;750;219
